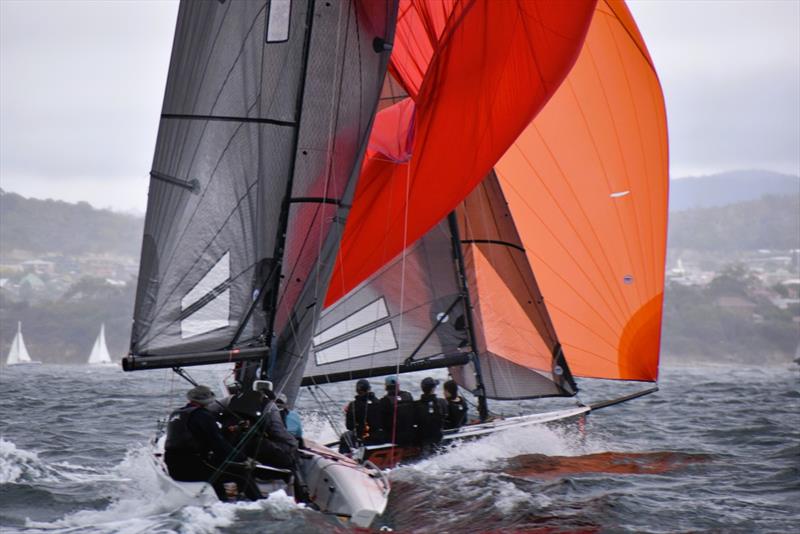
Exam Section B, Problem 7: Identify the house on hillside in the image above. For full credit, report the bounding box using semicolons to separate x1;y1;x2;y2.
22;259;55;275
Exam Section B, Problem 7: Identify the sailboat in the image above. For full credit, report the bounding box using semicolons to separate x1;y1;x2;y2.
5;321;41;366
87;324;113;365
121;0;666;527
303;0;668;467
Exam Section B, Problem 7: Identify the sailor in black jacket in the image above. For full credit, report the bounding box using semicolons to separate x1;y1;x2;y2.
442;379;468;429
415;377;448;448
339;379;386;452
164;385;260;500
379;375;416;446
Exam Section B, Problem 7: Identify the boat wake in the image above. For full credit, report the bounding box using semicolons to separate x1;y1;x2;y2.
503;450;713;478
0;438;307;534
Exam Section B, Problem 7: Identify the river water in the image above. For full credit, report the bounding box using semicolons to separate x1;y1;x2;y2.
1;362;798;533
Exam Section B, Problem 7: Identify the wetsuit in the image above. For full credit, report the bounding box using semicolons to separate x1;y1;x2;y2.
164;403;260;500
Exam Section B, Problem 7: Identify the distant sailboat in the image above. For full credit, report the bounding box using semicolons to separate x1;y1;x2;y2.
5;321;40;366
87;324;113;365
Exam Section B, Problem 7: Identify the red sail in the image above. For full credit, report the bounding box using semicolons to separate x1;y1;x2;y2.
326;0;596;306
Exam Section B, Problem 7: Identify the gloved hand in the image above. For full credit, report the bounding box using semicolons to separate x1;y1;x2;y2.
244;457;257;470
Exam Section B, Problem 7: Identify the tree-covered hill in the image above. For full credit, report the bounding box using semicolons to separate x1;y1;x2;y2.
668;194;800;251
670;170;799;211
0;189;143;258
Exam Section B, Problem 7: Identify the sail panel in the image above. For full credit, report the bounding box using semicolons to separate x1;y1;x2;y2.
325;0;597;307
261;0;400;400
301;221;468;385
456;176;574;399
132;1;310;357
494;0;668;382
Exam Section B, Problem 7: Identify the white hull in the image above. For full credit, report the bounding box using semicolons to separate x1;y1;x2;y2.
150;436;388;528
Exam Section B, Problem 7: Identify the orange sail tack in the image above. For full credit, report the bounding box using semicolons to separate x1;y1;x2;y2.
494;0;668;381
326;0;597;306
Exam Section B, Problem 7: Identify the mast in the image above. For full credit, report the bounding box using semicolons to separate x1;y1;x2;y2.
447;212;489;421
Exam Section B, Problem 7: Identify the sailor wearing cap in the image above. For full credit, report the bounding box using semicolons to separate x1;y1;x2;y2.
164;385;261;501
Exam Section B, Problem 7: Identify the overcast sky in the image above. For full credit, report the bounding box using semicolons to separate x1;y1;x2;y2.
1;0;798;213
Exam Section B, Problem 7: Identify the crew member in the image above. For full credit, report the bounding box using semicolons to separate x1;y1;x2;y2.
164;385;260;500
276;393;304;442
379;375;416;446
415;377;448;449
340;379;385;453
442;379;468;429
249;384;299;470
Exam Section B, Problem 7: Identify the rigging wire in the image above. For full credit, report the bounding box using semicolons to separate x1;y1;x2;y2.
308;385;343;439
388;156;413;466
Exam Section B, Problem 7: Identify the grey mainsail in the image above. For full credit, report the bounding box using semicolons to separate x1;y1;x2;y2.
127;0;398;374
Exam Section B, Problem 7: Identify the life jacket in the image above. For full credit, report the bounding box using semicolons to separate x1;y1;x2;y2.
164;404;201;453
415;394;447;444
444;397;468;429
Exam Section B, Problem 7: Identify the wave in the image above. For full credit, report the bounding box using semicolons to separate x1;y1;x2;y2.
2;442;306;534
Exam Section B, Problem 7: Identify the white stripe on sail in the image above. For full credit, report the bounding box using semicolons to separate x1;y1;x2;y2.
313;298;390;346
180;252;231;339
314;323;398;365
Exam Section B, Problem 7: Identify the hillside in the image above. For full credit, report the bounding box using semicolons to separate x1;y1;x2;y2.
668;194;800;251
669;170;799;211
0;189;143;259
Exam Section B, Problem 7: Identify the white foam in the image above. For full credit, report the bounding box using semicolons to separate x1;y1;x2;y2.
0;437;45;483
21;444;304;533
490;478;551;514
393;422;605;479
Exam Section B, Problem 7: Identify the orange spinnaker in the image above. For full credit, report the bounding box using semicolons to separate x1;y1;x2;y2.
494;0;668;381
326;0;597;306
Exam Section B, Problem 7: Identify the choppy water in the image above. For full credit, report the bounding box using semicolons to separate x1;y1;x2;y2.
1;363;798;533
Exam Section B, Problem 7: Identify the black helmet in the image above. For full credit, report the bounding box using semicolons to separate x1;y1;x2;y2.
356;379;371;393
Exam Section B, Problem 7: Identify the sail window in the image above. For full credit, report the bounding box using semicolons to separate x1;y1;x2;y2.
181;290;230;338
315;323;398;365
180;252;231;338
313;297;390;346
266;0;291;43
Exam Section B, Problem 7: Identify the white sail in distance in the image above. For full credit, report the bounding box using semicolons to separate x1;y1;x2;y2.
88;324;112;364
6;322;33;365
